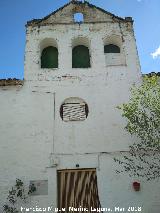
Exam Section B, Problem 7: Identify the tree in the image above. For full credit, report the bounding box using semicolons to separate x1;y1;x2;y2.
3;179;36;213
114;74;160;180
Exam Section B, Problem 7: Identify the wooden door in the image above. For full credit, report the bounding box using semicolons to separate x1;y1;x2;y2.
57;169;101;213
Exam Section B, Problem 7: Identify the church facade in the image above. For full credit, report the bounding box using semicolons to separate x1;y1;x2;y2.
0;1;159;212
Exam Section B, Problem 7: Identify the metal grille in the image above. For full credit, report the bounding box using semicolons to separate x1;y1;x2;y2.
58;169;101;213
62;103;86;121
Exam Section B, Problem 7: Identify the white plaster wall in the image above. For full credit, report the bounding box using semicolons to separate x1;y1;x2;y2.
24;22;141;82
0;85;55;210
48;154;160;213
0;17;159;213
24;21;141;155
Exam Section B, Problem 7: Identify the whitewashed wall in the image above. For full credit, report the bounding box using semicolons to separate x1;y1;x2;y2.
0;4;159;213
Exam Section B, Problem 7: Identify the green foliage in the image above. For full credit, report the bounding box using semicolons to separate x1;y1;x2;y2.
3;179;26;213
28;183;36;195
3;179;36;213
115;74;160;180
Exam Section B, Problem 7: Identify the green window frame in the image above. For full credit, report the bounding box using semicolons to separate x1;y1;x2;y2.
41;46;58;68
72;45;91;68
104;44;120;53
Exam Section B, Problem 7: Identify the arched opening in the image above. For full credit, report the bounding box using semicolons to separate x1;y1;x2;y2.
74;13;84;22
60;97;89;122
103;35;125;66
104;44;120;53
72;45;90;68
41;46;58;68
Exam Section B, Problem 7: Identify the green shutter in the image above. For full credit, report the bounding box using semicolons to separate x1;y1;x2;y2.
41;46;58;68
104;44;120;53
72;45;90;68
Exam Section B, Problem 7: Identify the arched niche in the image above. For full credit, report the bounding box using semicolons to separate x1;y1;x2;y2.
103;35;122;53
40;38;58;68
103;35;126;66
72;37;91;68
104;44;120;53
72;37;90;49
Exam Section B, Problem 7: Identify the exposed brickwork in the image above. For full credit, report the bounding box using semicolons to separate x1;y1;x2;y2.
27;1;133;27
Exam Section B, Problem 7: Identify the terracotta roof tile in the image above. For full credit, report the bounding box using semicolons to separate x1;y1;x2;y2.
0;79;24;86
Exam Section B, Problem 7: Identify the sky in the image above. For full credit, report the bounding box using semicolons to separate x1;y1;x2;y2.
0;0;160;79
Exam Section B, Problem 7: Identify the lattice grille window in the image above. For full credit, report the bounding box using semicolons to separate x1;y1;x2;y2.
60;98;89;122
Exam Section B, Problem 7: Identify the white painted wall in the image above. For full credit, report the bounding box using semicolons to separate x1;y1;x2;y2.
0;3;159;213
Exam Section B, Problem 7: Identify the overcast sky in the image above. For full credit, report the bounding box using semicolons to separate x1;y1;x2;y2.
0;0;159;79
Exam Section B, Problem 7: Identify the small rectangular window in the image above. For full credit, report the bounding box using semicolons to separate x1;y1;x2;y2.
74;13;84;22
